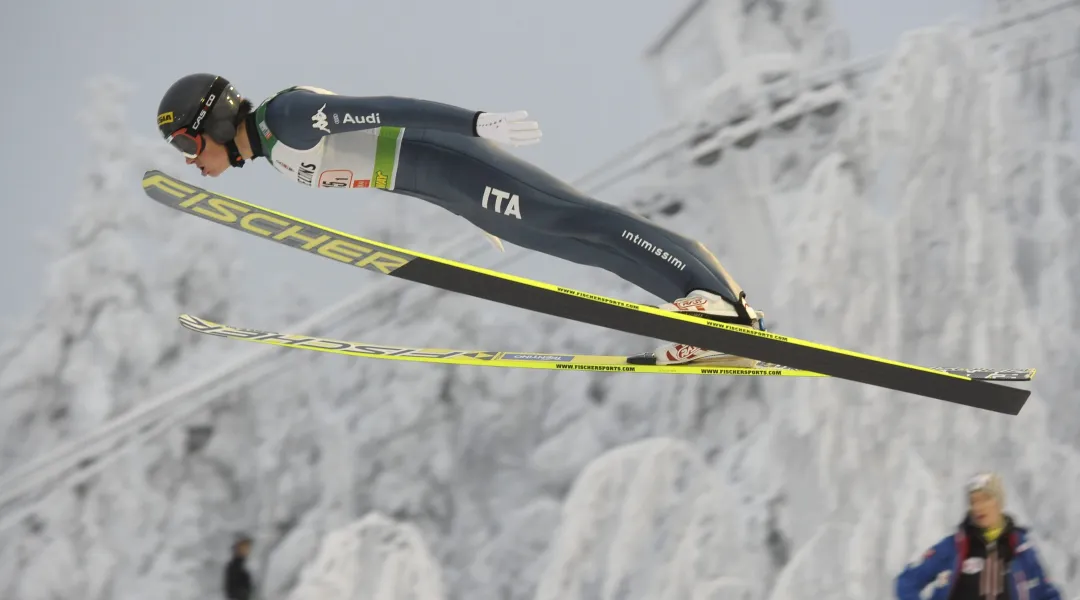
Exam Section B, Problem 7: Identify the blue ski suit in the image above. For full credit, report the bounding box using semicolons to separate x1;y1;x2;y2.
244;86;751;319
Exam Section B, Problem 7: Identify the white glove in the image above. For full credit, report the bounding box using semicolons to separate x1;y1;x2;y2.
475;111;542;146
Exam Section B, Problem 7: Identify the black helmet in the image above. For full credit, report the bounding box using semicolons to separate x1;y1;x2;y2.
157;73;246;161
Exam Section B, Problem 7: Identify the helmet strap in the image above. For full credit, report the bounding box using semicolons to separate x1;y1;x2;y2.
226;140;245;168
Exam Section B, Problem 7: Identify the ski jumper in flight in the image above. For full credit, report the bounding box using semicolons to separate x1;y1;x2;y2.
155;73;767;365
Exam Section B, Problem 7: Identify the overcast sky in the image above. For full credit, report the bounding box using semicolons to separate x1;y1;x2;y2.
0;0;985;321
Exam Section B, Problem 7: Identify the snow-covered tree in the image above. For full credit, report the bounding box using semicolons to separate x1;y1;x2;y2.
0;75;244;600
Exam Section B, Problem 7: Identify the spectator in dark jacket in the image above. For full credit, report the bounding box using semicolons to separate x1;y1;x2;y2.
895;472;1061;600
224;533;254;600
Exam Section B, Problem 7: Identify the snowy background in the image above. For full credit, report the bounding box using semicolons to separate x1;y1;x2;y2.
2;0;1080;599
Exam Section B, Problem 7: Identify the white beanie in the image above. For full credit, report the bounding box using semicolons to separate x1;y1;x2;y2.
966;471;1005;506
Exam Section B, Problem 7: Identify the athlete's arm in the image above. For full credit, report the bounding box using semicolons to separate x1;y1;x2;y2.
266;88;479;149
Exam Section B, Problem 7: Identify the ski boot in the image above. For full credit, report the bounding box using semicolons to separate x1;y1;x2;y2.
626;289;767;367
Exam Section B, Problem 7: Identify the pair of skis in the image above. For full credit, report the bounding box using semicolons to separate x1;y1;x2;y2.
142;170;1035;415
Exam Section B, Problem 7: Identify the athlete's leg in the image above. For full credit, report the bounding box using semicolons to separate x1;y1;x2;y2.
392;129;753;321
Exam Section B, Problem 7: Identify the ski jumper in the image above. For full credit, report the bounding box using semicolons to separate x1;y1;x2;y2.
248;86;747;313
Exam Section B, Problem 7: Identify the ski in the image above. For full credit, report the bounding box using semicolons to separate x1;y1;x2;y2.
177;313;1037;381
142;170;1034;415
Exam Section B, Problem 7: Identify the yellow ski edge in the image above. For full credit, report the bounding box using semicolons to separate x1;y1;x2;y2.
176;314;829;377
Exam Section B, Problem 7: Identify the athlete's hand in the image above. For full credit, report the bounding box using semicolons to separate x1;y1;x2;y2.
475;111;542;146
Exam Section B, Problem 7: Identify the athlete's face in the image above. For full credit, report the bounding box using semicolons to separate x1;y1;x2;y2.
969;490;1003;529
187;137;231;177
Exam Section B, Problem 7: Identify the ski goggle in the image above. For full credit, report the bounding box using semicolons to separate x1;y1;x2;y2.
164;76;229;159
166;128;205;159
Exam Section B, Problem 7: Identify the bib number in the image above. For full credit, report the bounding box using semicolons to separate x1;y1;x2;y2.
318;169;353;188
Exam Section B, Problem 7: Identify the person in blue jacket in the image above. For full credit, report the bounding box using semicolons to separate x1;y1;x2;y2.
895;472;1062;600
